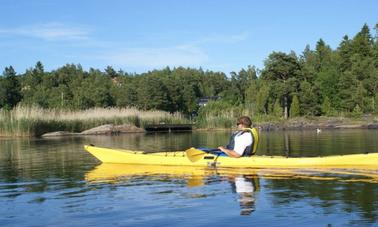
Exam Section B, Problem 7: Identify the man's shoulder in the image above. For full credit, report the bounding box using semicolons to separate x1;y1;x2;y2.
239;131;253;140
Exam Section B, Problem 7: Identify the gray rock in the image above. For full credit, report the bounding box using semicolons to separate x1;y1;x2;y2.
80;124;145;135
41;131;80;137
80;124;115;135
367;123;378;129
114;124;145;133
334;124;363;129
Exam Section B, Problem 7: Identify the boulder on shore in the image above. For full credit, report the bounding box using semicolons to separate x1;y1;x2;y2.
114;124;145;133
80;124;145;135
40;124;145;137
41;131;80;137
367;123;378;129
80;124;115;135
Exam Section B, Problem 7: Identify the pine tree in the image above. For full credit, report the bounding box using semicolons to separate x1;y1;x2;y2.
314;39;333;72
321;96;332;116
261;52;301;118
298;81;321;116
373;23;378;68
337;35;353;72
289;95;300;117
352;24;373;58
337;71;358;112
273;99;283;118
352;104;363;117
354;82;370;112
0;66;22;109
255;82;270;115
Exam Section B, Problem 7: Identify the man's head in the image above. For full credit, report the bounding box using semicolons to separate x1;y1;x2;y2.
237;116;252;128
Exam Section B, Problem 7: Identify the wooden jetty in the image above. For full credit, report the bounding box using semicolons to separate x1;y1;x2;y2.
144;124;193;132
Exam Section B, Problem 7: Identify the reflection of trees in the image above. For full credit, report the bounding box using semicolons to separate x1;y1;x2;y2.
0;132;233;198
1;129;378;222
0;137;92;197
257;129;378;157
266;178;378;222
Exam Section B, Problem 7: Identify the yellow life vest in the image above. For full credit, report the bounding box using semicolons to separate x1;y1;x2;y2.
242;127;259;155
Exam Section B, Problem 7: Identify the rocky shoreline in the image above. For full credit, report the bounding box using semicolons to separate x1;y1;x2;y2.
258;122;378;131
40;120;378;137
41;124;145;137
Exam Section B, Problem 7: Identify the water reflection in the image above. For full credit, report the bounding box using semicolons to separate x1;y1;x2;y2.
1;130;378;225
262;129;378;157
85;163;260;215
84;163;378;218
228;175;259;215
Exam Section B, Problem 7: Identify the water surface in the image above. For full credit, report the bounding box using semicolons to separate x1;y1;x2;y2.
1;129;378;226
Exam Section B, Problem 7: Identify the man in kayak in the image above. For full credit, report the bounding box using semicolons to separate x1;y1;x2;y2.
218;116;255;158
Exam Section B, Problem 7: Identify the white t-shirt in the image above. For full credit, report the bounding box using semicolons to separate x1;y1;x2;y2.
234;131;253;156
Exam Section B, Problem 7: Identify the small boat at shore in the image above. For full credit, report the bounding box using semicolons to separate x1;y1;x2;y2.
84;145;378;169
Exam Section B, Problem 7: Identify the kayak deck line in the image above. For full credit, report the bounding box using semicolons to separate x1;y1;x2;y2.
83;145;378;169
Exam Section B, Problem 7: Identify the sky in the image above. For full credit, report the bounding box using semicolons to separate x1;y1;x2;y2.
0;0;377;75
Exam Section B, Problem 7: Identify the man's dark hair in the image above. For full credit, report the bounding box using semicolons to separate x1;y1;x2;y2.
237;116;252;128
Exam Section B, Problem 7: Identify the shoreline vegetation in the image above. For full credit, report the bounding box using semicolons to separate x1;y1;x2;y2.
0;106;188;137
0;106;377;137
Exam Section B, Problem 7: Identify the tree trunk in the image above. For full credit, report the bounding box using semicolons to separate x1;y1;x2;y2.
284;94;288;119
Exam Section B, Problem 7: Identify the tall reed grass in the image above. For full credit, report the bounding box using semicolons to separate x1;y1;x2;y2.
195;107;257;129
0;106;189;137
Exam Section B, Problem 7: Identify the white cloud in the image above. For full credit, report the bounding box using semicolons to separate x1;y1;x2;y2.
105;45;209;68
101;32;248;69
0;22;90;41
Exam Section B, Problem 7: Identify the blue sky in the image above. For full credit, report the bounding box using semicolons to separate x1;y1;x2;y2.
0;0;377;75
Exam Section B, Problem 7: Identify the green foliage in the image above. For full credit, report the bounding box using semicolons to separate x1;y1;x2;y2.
337;71;358;112
314;39;334;72
289;95;300;117
261;52;301;118
315;68;339;107
352;104;363;117
298;81;321;116
230;65;257;103
0;66;22;109
354;82;371;112
255;82;270;115
273;99;283;118
195;100;247;128
321;96;332;116
137;75;169;110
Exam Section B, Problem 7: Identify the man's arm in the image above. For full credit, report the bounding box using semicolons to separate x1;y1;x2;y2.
218;146;241;158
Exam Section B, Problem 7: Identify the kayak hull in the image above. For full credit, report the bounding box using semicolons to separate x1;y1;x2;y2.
84;145;378;169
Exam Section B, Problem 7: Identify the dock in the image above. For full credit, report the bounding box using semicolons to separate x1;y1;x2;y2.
144;124;193;132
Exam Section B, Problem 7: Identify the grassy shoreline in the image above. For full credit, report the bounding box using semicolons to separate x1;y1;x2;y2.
0;106;189;137
1;106;377;137
195;116;378;131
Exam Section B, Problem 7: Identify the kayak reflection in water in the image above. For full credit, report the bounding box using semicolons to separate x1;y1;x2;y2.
229;175;259;215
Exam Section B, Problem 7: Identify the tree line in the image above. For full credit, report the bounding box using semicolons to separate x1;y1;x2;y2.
1;22;378;118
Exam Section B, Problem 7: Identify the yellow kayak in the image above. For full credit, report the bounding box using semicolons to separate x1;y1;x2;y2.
84;145;378;169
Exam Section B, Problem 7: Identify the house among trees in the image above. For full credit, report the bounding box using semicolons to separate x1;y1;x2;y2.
198;96;221;107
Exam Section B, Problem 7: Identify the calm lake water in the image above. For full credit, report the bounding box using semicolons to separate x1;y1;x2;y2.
1;129;378;226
